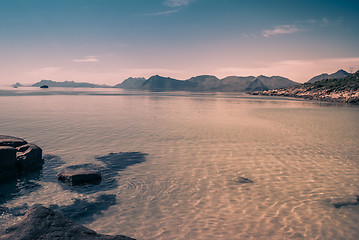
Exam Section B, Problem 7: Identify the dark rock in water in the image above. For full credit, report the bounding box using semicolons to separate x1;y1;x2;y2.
57;164;102;186
234;176;253;184
16;144;43;175
0;136;43;182
58;152;147;194
0;146;18;182
0;205;135;240
40;85;49;88
0;135;28;148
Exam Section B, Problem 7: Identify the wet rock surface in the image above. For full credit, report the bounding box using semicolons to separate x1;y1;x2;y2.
16;143;43;174
0;136;43;182
57;164;102;186
0;146;18;181
0;205;135;240
0;135;28;148
57;152;148;194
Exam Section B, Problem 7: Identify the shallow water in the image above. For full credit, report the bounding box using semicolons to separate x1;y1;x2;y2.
0;87;359;239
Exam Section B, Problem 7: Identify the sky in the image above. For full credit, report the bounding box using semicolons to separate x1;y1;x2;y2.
1;0;359;85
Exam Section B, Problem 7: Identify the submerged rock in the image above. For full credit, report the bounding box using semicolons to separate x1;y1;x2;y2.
234;176;253;184
57;164;102;186
333;195;359;208
0;205;135;240
0;135;43;182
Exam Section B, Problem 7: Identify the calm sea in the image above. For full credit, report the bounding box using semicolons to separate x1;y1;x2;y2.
0;87;359;239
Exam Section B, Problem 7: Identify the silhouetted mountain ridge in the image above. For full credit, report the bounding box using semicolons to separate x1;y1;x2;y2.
32;80;111;88
30;74;299;92
113;77;146;89
307;69;349;83
116;74;299;92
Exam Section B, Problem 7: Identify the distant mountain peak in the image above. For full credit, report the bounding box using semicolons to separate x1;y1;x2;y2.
307;69;350;83
113;77;146;89
336;69;348;74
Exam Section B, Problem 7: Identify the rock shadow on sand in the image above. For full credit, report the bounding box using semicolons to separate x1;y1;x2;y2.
50;194;117;224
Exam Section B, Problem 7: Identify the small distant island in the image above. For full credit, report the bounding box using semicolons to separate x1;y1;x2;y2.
12;83;23;88
252;70;359;104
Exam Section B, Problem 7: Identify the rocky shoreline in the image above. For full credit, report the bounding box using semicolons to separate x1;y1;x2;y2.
252;71;359;104
0;135;137;240
252;87;359;103
0;206;135;240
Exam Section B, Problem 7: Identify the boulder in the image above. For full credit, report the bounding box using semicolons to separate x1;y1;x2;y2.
0;146;18;181
0;205;135;240
16;144;43;174
57;164;102;186
0;135;28;148
0;136;43;182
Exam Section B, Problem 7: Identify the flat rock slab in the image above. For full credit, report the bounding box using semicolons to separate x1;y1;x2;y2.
0;205;135;240
57;164;102;186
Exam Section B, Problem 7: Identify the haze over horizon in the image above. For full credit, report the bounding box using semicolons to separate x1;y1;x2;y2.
1;0;359;85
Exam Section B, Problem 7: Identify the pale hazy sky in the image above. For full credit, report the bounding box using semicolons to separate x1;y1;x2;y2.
1;0;359;85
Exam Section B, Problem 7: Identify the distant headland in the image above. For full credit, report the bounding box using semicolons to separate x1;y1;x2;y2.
252;70;359;104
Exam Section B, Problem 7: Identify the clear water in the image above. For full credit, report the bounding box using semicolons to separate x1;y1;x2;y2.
0;87;359;240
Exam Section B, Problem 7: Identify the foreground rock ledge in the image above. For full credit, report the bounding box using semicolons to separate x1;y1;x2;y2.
0;206;135;240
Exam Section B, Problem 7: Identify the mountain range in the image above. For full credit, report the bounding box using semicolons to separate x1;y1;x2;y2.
28;75;299;92
115;75;299;92
26;70;351;93
307;69;349;83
